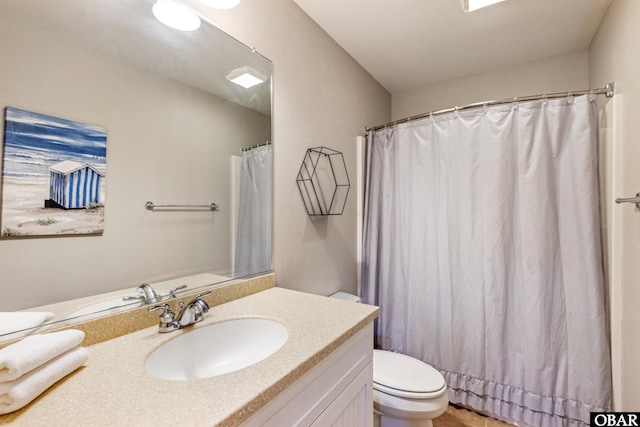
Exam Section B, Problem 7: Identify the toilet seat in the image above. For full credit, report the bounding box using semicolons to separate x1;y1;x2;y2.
373;350;447;399
374;381;447;400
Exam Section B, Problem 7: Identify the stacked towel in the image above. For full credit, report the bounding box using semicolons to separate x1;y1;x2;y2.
0;347;89;414
0;312;55;336
0;330;88;415
0;330;84;382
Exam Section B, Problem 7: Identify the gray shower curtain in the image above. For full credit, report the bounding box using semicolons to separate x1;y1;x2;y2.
361;95;611;426
234;145;272;278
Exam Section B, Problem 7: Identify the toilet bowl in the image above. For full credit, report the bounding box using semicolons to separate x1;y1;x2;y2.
329;292;449;427
373;349;448;427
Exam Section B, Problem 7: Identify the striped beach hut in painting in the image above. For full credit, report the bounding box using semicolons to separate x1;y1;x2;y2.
48;160;104;209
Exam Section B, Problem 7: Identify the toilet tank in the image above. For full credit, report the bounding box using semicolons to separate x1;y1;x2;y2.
329;292;361;303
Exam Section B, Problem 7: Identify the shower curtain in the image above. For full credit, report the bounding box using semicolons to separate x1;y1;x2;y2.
362;96;611;426
234;145;272;278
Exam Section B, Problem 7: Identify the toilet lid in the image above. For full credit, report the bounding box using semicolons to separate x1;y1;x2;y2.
373;350;446;398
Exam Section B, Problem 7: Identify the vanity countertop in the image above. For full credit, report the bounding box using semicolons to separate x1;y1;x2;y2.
0;287;379;426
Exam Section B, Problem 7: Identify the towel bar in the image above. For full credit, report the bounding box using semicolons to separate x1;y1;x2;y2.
615;193;640;208
145;201;219;211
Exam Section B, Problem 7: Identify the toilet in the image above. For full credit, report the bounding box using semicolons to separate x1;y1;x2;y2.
330;292;449;427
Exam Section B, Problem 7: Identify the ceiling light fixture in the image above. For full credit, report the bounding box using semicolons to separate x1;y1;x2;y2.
226;66;266;89
199;0;242;9
153;0;201;31
462;0;506;12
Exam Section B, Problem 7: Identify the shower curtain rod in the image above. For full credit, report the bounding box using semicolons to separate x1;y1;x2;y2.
366;82;615;132
242;140;271;152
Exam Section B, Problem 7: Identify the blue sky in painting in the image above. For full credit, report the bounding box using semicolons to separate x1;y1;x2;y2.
3;107;107;178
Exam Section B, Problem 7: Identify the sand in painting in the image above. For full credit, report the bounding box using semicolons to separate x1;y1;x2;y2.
1;177;104;237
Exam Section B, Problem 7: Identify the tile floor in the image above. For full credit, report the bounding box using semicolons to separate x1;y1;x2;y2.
433;405;515;427
374;404;515;427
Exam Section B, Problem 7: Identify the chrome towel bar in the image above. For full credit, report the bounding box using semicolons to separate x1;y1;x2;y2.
145;201;219;211
615;193;640;208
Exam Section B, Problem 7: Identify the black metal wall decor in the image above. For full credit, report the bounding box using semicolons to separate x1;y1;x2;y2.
296;147;350;216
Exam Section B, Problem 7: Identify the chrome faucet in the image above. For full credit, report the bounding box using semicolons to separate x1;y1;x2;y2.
148;303;179;333
136;284;162;304
175;291;211;326
123;284;187;305
148;291;211;333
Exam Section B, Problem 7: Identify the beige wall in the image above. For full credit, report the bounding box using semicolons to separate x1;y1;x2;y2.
181;0;391;296
0;0;389;310
392;52;589;120
590;0;640;410
0;10;270;309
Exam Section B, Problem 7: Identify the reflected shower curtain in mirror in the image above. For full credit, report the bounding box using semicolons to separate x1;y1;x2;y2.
234;145;272;278
362;96;611;426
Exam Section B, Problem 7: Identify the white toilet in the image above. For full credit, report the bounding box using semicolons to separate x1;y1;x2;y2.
330;292;449;427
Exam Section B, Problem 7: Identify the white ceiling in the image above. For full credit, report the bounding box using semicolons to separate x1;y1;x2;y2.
1;0;272;115
292;0;611;94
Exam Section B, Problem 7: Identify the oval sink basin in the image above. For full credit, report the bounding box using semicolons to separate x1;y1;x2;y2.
145;318;288;381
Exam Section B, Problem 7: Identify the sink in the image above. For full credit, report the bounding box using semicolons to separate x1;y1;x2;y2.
65;298;141;320
145;318;288;380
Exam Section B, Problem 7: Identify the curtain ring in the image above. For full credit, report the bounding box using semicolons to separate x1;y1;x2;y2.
512;97;519;110
567;92;574;104
541;94;547;106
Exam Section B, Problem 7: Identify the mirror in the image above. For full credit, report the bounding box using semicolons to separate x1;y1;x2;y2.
0;0;273;340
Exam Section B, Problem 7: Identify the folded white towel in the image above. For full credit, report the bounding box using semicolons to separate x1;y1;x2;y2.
0;330;85;383
0;346;89;415
0;312;55;336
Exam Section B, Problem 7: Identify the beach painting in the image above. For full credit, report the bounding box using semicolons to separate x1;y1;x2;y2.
1;107;107;238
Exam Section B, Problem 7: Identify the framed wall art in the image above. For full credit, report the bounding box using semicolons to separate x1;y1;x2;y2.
1;107;107;238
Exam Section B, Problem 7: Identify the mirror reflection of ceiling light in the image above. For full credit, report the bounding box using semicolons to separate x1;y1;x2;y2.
153;0;201;31
226;66;266;89
199;0;242;9
462;0;506;12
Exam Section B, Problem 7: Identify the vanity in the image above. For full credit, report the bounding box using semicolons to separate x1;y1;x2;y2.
0;283;379;426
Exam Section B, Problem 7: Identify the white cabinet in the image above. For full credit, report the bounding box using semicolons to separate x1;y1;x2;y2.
243;322;374;427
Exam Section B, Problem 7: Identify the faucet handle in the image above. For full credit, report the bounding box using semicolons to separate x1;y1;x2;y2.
149;303;174;318
195;291;211;300
194;291;211;311
148;304;179;333
195;292;211;318
182;292;211;324
167;284;188;299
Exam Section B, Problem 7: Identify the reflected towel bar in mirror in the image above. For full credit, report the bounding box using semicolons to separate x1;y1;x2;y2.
145;201;219;211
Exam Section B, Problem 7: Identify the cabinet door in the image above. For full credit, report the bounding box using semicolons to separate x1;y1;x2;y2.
242;323;373;427
310;361;373;427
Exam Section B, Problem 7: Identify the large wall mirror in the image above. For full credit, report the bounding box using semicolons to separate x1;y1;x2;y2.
0;0;273;341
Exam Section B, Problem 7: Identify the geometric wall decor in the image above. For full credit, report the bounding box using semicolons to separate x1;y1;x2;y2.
296;146;350;216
